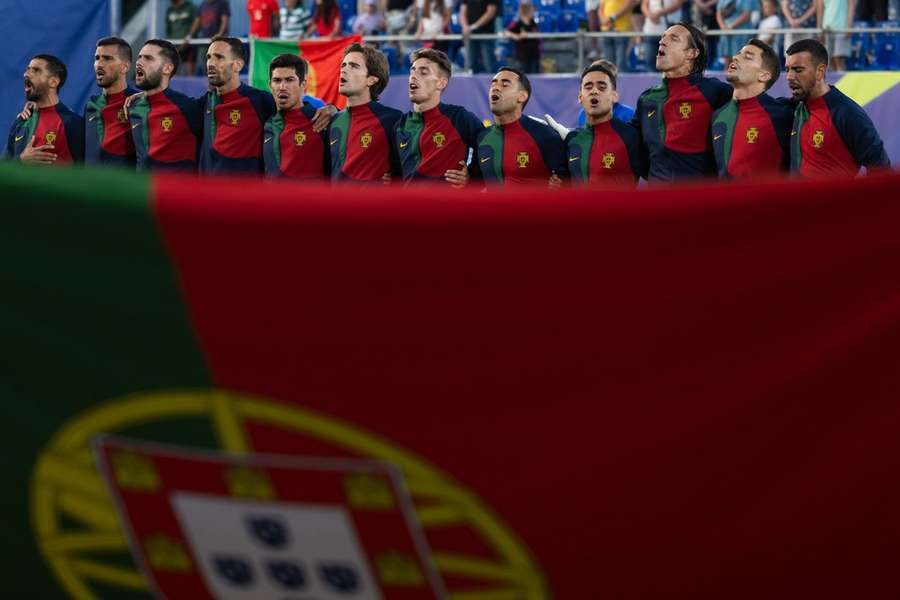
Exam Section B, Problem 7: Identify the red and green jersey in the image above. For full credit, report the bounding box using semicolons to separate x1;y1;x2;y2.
395;103;485;183
711;93;793;179
791;86;890;178
263;102;330;179
84;87;140;168
565;118;641;186
200;83;276;175
476;115;567;186
631;73;732;182
329;101;402;183
129;88;203;172
3;102;84;164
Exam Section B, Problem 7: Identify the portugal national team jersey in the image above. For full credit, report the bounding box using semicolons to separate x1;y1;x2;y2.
85;87;140;168
395;102;485;183
4;102;84;165
129;88;202;172
791;86;890;178
263;102;330;179
566;118;641;186
329;101;402;183
632;73;732;182
711;93;793;179
476;116;567;186
200;83;276;175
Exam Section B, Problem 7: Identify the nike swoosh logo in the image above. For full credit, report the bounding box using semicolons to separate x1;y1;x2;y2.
330;139;338;145
264;137;272;143
569;156;580;162
88;116;97;122
132;124;140;129
399;142;408;148
480;157;490;163
713;134;722;140
647;111;655;118
791;130;797;136
15;135;24;142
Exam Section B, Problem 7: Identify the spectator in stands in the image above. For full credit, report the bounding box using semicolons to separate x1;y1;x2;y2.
460;0;499;73
641;0;686;71
817;0;853;71
715;0;754;63
506;0;541;73
308;0;342;38
781;0;816;50
354;0;386;34
383;0;417;42
416;0;451;52
167;0;197;76
186;0;231;75
785;38;889;175
757;0;782;45
280;0;313;39
247;0;280;37
691;0;718;62
586;0;603;60
601;0;638;71
856;0;887;21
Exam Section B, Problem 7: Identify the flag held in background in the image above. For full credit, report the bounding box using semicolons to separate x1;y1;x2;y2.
250;36;363;108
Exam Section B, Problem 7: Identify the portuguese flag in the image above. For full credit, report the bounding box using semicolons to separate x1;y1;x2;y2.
5;162;900;599
250;36;362;108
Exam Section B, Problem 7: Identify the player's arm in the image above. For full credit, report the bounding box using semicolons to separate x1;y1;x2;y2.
843;108;890;171
67;114;85;163
629;96;650;180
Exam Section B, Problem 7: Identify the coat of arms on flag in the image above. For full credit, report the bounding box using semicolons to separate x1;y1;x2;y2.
94;436;445;599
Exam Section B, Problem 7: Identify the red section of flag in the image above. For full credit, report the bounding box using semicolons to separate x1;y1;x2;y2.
153;172;900;598
299;36;362;109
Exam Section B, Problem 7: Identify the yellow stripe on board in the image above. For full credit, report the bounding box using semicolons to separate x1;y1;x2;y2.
834;72;900;106
68;559;148;590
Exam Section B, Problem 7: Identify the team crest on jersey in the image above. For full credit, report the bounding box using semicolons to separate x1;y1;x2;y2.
229;109;241;126
812;130;824;148
432;131;446;148
360;131;373;149
602;152;615;169
516;151;530;168
679;102;692;119
44;131;57;145
746;127;759;144
162;117;174;132
294;130;307;146
117;109;127;123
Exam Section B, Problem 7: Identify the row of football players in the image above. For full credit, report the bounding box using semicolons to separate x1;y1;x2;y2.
4;26;890;185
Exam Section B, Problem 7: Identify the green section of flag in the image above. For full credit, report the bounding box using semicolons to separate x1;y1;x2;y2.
250;39;301;92
0;163;212;597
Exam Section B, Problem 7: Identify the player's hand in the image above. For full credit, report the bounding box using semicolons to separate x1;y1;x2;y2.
462;23;471;36
17;101;36;121
19;136;57;165
544;114;570;140
312;104;337;132
382;172;392;184
548;172;562;190
123;92;146;119
444;160;469;188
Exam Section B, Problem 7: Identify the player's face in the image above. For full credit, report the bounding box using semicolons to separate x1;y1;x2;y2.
269;67;305;111
578;70;617;120
94;45;129;89
206;41;241;88
489;70;527;116
23;58;54;101
408;58;447;105
135;44;169;91
785;51;823;101
339;51;374;98
656;25;698;73
726;44;767;87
